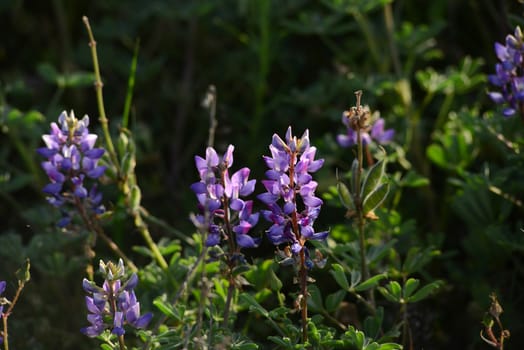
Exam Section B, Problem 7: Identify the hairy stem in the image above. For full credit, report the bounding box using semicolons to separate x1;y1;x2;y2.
74;197;138;272
354;91;375;309
82;16;120;171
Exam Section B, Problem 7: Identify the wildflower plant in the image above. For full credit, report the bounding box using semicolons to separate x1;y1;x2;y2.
37;110;106;228
258;126;327;342
190;144;259;327
81;259;152;349
488;26;524;119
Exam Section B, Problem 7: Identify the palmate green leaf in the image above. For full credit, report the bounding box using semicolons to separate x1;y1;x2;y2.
406;280;443;303
239;293;269;318
378;281;402;303
354;273;387;292
308;284;324;312
362;182;390;214
403;278;420;299
361;157;386;200
325;289;347;313
153;296;181;321
330;263;350;290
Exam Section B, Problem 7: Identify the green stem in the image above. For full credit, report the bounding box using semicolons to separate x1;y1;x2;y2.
353;91;375;309
222;278;236;328
133;212;168;270
2;314;8;350
82;16;120;171
118;335;126;350
350;10;383;72
2;278;28;350
383;3;401;76
122;39;140;129
74;197;138;272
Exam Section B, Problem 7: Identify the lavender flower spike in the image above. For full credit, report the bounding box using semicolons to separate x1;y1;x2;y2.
258;127;328;260
81;259;152;337
37;111;106;226
488;26;524;117
191;145;260;248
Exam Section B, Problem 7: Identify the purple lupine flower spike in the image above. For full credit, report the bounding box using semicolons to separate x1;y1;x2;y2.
488;26;524;117
81;259;152;337
258;127;328;264
191;145;260;249
38;111;106;226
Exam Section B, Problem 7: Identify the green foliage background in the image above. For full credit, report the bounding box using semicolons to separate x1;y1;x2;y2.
1;0;524;349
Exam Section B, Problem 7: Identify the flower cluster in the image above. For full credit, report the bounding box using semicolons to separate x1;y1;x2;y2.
337;109;394;147
488;26;524;117
191;145;260;248
37;111;106;226
258;127;328;258
81;260;152;337
0;281;5;344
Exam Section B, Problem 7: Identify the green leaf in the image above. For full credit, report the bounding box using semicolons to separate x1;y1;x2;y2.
15;258;31;284
426;144;447;169
400;170;430;187
354;273;387;292
362;182;390;214
337;180;355;210
100;344;113;350
307;284;324;312
153;297;181;321
239;293;269;318
130;185;141;212
37;62;58;84
325;289;347;313
377;286;398;303
377;343;403;350
361;157;386;200
330;263;350;290
350;270;362;289
407;280;443;303
403;278;420;299
62;71;95;87
351;158;360;194
232;264;251;276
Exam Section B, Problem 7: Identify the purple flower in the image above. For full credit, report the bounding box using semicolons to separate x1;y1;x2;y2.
258;127;328;260
337;114;394;147
81;260;152;338
191;145;260;248
488;26;524;117
38;111;106;226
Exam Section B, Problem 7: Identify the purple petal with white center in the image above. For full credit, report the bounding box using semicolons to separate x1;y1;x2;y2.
80;134;97;152
205;147;219;167
223;144;234;168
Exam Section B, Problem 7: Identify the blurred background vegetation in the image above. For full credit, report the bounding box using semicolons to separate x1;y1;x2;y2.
1;0;524;349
